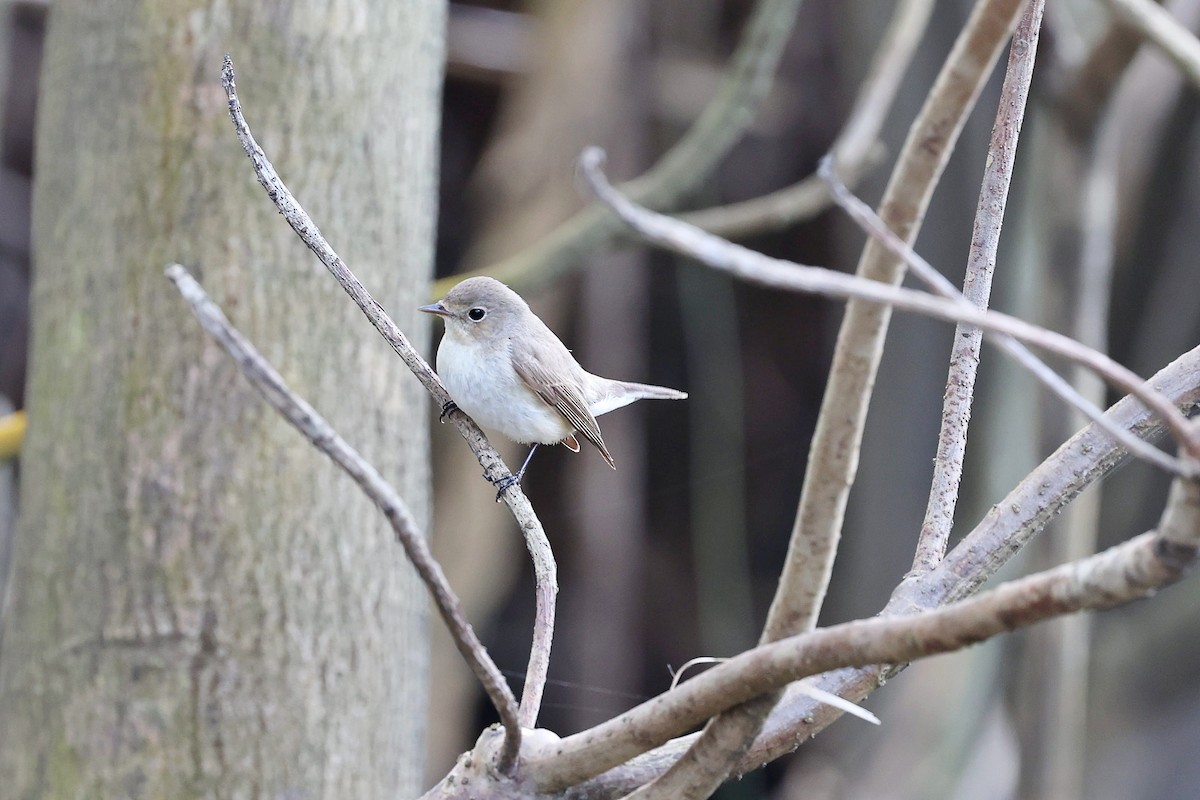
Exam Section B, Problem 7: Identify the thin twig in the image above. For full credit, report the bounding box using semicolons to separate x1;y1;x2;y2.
680;0;934;238
566;345;1200;796
931;352;1200;602
579;149;1199;473
220;56;553;767
744;348;1200;769
1103;0;1200;89
521;542;557;729
819;161;1191;473
758;0;1029;648
165;264;523;764
913;0;1045;573
530;463;1200;792
433;0;806;297
1016;10;1129;789
666;657;876;723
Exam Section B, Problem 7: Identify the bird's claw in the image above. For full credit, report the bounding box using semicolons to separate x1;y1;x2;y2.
490;471;522;502
439;400;459;422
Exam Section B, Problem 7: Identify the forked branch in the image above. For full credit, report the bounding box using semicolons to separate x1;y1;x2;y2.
526;459;1200;791
555;346;1200;797
913;0;1044;571
165;264;523;770
760;0;1030;647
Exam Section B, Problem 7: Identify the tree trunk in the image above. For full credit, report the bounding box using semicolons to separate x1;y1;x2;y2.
0;2;443;797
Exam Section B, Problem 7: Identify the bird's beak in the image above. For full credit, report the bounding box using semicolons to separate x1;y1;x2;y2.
419;302;450;317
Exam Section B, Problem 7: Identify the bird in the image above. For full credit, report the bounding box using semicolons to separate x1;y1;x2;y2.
420;276;687;495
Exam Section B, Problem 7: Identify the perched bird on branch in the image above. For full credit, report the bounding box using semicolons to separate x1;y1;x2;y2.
421;276;687;493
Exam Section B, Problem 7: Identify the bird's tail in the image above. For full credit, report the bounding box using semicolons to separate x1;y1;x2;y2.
620;381;688;401
589;380;688;418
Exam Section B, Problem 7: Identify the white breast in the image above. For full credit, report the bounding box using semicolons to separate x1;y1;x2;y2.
437;334;573;445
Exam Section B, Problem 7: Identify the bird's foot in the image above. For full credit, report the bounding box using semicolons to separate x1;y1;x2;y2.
490;471;524;502
439;400;459;422
487;445;538;502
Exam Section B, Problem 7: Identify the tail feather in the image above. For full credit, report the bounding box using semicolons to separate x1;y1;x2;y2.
620;381;688;401
589;379;688;417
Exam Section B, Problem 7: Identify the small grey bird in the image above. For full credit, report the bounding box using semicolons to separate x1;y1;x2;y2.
420;276;687;493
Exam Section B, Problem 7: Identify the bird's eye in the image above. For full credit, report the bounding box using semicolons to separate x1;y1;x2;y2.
468;307;487;321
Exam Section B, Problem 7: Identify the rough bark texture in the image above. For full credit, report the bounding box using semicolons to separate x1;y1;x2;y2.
0;2;443;797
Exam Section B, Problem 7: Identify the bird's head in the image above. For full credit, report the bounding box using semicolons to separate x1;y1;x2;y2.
420;276;530;346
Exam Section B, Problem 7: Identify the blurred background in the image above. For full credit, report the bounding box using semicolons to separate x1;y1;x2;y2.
3;1;1200;797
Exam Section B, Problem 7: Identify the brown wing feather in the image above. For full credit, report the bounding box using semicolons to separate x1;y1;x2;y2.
513;349;615;469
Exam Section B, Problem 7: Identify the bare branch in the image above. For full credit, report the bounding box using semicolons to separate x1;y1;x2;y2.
931;361;1200;603
744;350;1200;770
679;0;934;238
567;344;1200;797
1103;0;1200;89
165;264;523;768
220;56;554;767
820;160;1190;473
530;464;1200;792
755;0;1029;653
433;0;806;296
621;694;778;800
579;149;1199;473
914;0;1045;572
520;540;557;729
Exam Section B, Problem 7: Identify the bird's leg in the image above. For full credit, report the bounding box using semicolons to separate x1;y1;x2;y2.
439;400;459;422
492;444;540;501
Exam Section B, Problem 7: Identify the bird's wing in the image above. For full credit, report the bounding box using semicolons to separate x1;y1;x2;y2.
512;345;615;469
